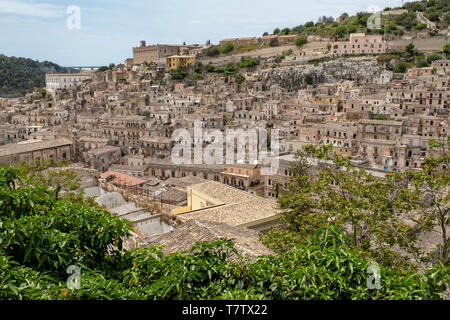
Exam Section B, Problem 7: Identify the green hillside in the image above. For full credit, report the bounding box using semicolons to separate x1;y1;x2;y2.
266;0;449;40
0;54;76;98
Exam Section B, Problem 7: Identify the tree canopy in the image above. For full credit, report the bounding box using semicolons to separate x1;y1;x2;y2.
0;164;448;300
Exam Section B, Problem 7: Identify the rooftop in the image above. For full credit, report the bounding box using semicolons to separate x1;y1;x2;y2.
143;219;273;262
0;138;73;157
177;181;280;228
101;171;148;187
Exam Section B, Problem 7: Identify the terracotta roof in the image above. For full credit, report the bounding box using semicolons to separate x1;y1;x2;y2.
100;171;148;187
178;181;280;227
143;219;273;262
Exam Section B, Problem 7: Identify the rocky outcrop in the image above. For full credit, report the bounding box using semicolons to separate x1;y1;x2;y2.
262;57;384;90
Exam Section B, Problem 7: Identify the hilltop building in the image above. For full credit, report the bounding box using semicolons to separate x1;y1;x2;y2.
165;55;196;71
332;33;386;55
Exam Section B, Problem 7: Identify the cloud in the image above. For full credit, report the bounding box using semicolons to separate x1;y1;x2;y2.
0;0;64;18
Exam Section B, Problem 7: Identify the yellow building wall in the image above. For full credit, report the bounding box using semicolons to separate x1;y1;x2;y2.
171;187;224;215
166;56;196;70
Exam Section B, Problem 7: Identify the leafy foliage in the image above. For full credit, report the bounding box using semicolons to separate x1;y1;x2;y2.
1;165;448;300
169;68;188;80
220;42;235;54
295;36;308;47
274;144;433;269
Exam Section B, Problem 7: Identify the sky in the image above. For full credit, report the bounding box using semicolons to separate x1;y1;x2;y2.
0;0;404;66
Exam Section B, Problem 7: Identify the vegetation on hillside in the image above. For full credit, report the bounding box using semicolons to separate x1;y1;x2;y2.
0;55;76;97
263;0;449;41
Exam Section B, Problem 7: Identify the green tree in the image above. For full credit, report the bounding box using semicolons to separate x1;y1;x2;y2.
224;62;237;75
327;43;332;52
334;25;347;39
277;145;421;267
305;74;314;85
239;57;259;68
0;165;448;300
414;23;427;30
205;46;220;57
169;68;188;80
39;89;47;99
443;43;450;58
205;63;215;72
427;53;442;64
406;42;415;56
281;28;290;35
192;73;203;80
407;138;449;263
220;42;234;54
394;61;408;73
295;36;308;47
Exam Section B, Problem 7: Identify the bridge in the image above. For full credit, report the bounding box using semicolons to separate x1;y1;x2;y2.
62;66;104;72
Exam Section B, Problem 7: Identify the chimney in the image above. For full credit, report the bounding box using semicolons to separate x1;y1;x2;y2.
140;40;146;47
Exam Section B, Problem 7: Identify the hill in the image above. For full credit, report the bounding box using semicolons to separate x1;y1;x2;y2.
0;54;76;98
264;0;449;41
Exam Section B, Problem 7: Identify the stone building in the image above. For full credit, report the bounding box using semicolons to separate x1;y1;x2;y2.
0;138;73;165
83;145;122;172
175;181;280;232
357;119;404;171
45;72;92;92
165;55;196;71
133;41;181;64
332;33;386;55
220;163;261;191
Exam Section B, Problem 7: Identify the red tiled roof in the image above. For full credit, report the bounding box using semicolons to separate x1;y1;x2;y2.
100;171;147;187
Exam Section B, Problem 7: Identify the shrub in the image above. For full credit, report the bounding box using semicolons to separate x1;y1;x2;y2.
205;63;215;72
220;42;234;54
427;53;442;64
374;115;388;120
192;73;203;80
295;36;308;47
334;26;347;39
269;38;279;47
239;57;259;68
205;46;220;57
224;63;237;75
414;23;427;30
394;61;407;73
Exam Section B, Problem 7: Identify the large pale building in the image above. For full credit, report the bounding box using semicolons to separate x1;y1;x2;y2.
332;33;386;55
132;41;181;64
45;72;92;92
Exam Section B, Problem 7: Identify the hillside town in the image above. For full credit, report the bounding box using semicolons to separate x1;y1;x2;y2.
1;0;450;303
0;25;449;251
